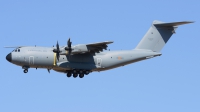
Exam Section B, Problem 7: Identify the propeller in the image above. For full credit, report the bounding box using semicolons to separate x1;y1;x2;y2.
53;41;61;61
65;38;73;55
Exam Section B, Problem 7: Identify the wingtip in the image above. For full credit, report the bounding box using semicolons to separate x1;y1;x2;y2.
186;21;195;23
106;41;114;44
180;21;195;24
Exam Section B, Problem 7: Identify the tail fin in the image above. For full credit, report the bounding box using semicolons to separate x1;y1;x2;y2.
135;20;193;52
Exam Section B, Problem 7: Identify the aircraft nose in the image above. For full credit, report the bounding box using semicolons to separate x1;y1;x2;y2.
6;53;12;62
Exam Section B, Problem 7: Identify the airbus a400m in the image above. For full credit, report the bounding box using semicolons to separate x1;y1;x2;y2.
5;20;193;78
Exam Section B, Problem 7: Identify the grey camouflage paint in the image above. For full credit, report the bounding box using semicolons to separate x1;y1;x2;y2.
6;20;193;74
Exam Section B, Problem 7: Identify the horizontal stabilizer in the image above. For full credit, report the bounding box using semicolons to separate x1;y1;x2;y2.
153;21;194;26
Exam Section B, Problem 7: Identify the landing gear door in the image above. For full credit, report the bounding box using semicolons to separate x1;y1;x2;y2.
29;56;34;65
96;58;102;68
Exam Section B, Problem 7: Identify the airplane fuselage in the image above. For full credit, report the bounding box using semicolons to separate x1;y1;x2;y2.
7;46;161;74
6;20;192;78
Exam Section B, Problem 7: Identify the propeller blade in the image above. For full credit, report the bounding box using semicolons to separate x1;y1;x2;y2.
56;53;60;61
56;41;60;52
68;49;71;55
65;38;73;55
68;38;71;48
53;41;61;61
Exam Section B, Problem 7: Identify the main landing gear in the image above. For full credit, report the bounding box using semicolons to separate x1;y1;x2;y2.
73;73;78;78
66;69;91;78
67;72;72;77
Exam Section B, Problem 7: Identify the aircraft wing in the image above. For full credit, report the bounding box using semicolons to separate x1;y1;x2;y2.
60;41;114;55
86;41;113;54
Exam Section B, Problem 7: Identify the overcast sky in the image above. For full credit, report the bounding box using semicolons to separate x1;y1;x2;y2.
0;0;199;112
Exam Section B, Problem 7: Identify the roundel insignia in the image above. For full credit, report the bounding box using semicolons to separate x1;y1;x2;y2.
117;56;122;60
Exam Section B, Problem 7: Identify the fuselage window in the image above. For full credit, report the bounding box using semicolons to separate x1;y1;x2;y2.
18;49;20;52
15;49;17;52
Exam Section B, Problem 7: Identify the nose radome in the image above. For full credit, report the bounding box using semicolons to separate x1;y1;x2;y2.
6;53;12;62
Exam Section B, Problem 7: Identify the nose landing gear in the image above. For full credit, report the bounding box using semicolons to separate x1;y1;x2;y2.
22;66;29;73
23;69;28;73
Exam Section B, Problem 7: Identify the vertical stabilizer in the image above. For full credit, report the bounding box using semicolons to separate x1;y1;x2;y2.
135;20;193;52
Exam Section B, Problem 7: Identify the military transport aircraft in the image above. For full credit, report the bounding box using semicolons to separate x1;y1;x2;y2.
5;20;193;78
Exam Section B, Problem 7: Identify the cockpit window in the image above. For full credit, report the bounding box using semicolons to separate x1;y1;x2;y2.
12;49;20;52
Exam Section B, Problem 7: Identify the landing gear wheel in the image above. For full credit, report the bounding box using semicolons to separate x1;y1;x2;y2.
72;69;77;74
79;70;83;74
67;72;72;77
79;73;84;78
73;73;78;78
85;70;90;75
24;69;28;73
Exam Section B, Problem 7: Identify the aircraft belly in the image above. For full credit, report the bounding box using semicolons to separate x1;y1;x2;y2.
57;62;96;70
54;53;96;70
